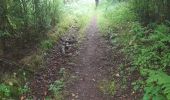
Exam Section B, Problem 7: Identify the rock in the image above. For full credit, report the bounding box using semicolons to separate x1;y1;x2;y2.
71;93;75;97
116;73;120;77
92;79;96;82
75;95;78;98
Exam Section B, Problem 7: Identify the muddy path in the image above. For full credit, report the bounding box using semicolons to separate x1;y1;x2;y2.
64;16;114;100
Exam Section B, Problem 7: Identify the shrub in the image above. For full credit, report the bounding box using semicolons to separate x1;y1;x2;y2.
0;84;11;97
143;70;170;100
40;40;54;51
100;1;170;99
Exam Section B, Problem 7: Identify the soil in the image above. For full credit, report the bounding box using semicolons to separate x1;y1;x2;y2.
63;16;114;100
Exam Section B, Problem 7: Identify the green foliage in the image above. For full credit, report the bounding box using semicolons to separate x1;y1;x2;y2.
143;70;170;100
122;14;170;100
131;0;170;24
129;24;170;70
0;84;11;97
107;81;115;95
0;70;30;99
18;85;30;95
132;80;144;91
0;83;29;99
100;1;170;99
99;80;115;95
98;2;136;40
40;40;54;51
48;79;64;100
106;3;135;25
0;0;62;54
49;79;64;93
124;22;170;99
0;31;11;38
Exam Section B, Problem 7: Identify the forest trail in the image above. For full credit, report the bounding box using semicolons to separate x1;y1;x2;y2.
64;15;114;100
1;0;169;100
27;15;115;100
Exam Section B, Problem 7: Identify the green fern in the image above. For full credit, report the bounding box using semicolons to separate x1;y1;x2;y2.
143;70;170;100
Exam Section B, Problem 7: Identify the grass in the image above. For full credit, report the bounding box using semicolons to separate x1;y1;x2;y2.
98;79;115;95
48;79;64;100
0;71;30;99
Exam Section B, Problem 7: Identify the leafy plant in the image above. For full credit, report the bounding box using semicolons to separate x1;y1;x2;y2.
48;79;64;100
18;85;30;95
0;84;11;97
99;80;115;95
132;80;144;91
128;23;170;100
0;31;11;38
143;70;170;100
40;40;54;51
100;1;170;100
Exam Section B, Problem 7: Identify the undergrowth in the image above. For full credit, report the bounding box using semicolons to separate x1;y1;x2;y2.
99;80;115;95
99;1;170;100
0;1;92;99
46;67;71;100
0;71;30;99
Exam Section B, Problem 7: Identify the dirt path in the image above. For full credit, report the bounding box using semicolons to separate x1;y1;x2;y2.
26;15;141;100
64;16;114;100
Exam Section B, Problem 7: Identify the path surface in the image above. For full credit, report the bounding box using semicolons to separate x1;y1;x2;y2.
64;16;114;100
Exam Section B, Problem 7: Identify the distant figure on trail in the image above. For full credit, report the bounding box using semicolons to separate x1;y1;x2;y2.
95;0;99;8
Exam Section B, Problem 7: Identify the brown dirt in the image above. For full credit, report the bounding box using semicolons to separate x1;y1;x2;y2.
63;15;142;100
63;16;114;100
25;26;79;99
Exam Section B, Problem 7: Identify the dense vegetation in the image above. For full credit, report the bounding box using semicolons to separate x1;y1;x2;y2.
0;0;61;55
0;0;91;99
0;0;62;99
99;0;170;99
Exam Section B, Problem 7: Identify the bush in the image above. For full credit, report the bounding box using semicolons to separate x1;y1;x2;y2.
100;1;170;99
0;84;11;97
143;70;170;100
0;83;29;99
40;40;54;51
